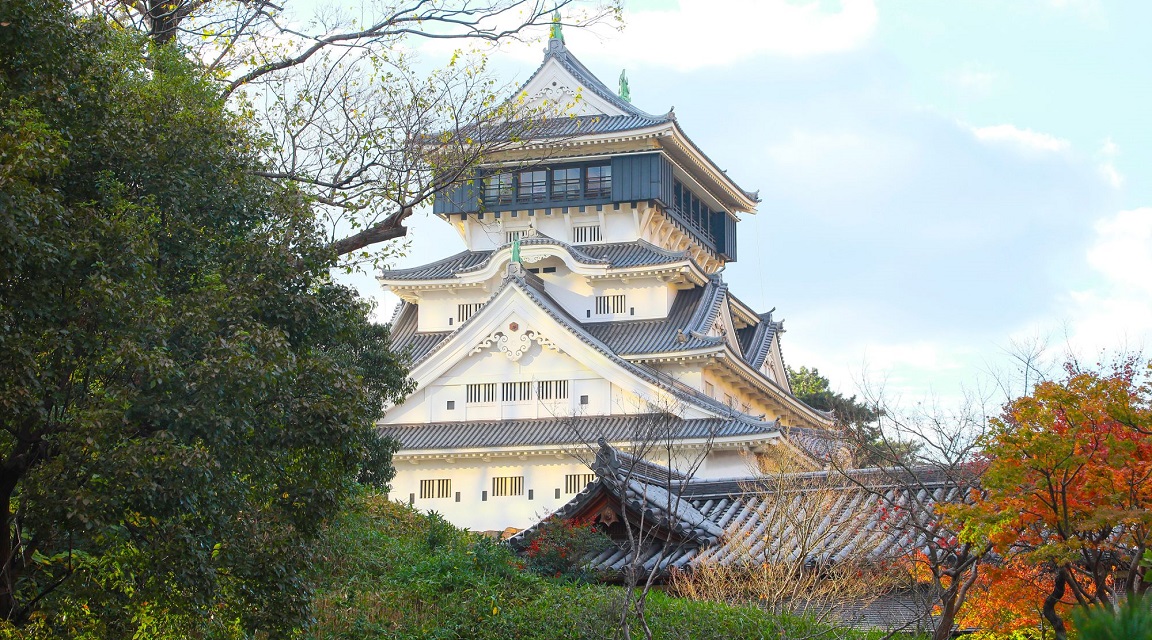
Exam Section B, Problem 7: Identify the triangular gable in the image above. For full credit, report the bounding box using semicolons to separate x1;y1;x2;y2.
403;273;731;421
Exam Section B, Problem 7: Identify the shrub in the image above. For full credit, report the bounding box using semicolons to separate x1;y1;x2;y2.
1072;596;1152;640
519;516;611;581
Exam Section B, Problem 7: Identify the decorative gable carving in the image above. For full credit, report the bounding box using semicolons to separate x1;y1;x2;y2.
469;322;563;362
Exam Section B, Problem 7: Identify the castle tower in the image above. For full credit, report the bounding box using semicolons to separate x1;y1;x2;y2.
377;32;835;531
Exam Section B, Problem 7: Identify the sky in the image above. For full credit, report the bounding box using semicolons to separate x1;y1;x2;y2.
336;0;1152;405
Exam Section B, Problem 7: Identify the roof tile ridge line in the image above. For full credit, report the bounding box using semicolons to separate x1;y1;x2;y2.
741;320;769;365
639;239;691;260
386;299;411;328
510;278;770;429
686;279;727;335
379;249;480;277
752;320;776;370
551;46;669;121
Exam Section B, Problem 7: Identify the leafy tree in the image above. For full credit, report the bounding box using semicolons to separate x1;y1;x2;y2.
79;0;620;267
959;358;1152;640
0;1;411;634
786;366;902;465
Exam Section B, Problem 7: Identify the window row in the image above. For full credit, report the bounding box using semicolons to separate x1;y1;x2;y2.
483;165;612;206
415;474;598;501
465;380;570;404
672;179;715;239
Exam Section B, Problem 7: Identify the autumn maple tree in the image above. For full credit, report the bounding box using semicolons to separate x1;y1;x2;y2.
959;357;1152;640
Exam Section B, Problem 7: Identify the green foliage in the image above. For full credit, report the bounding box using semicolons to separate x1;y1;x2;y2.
1072;597;1152;640
305;492;906;640
786;366;907;465
0;0;412;634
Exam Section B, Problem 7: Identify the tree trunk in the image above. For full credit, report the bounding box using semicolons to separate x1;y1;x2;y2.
1044;569;1069;640
0;473;18;621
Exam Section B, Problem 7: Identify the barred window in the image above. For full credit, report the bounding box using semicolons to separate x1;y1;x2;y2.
565;473;596;494
506;229;527;244
501;381;533;402
457;303;483;323
517;170;547;203
595;294;626;315
536;379;569;400
572;224;602;244
492;476;524;497
466;383;497;404
552;167;581;200
585;164;612;199
420;479;451;499
483;173;513;205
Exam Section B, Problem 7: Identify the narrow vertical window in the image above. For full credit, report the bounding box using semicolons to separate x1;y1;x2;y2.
419;479;452;499
594;294;626;315
572;224;602;243
565;473;597;494
536;380;569;400
492;476;524;497
457;303;483;323
466;383;497;404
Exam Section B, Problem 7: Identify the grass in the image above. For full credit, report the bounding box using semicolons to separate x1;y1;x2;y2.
302;491;906;639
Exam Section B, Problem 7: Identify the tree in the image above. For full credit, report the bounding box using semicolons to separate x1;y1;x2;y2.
0;1;412;633
826;386;992;640
958;357;1152;640
786;365;904;465
79;0;620;267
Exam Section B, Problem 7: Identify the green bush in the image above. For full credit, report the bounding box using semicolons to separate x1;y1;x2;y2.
302;491;910;640
1072;596;1152;640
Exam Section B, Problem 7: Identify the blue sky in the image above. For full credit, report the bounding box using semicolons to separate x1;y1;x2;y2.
341;0;1152;403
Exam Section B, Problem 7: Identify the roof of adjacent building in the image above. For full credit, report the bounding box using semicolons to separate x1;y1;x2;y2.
508;442;967;578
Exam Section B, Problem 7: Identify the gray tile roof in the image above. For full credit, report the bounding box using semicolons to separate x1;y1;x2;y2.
583;282;724;355
385;415;780;452
379;239;691;282
510;442;964;578
524;114;670;138
379;250;493;281
388;302;451;365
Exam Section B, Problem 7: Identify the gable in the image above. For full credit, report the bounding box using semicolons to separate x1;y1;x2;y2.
518;56;629;118
384;277;729;425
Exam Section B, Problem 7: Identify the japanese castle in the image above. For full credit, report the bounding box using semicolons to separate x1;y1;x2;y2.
379;26;838;532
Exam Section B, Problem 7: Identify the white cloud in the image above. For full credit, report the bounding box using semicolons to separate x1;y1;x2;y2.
585;0;878;70
1062;207;1152;353
1095;137;1123;188
428;0;879;71
950;65;1002;98
969;123;1071;154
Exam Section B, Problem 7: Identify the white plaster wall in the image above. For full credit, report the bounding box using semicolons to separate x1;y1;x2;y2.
545;278;674;323
694;449;760;479
392;455;601;531
416;287;499;333
393;445;766;531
